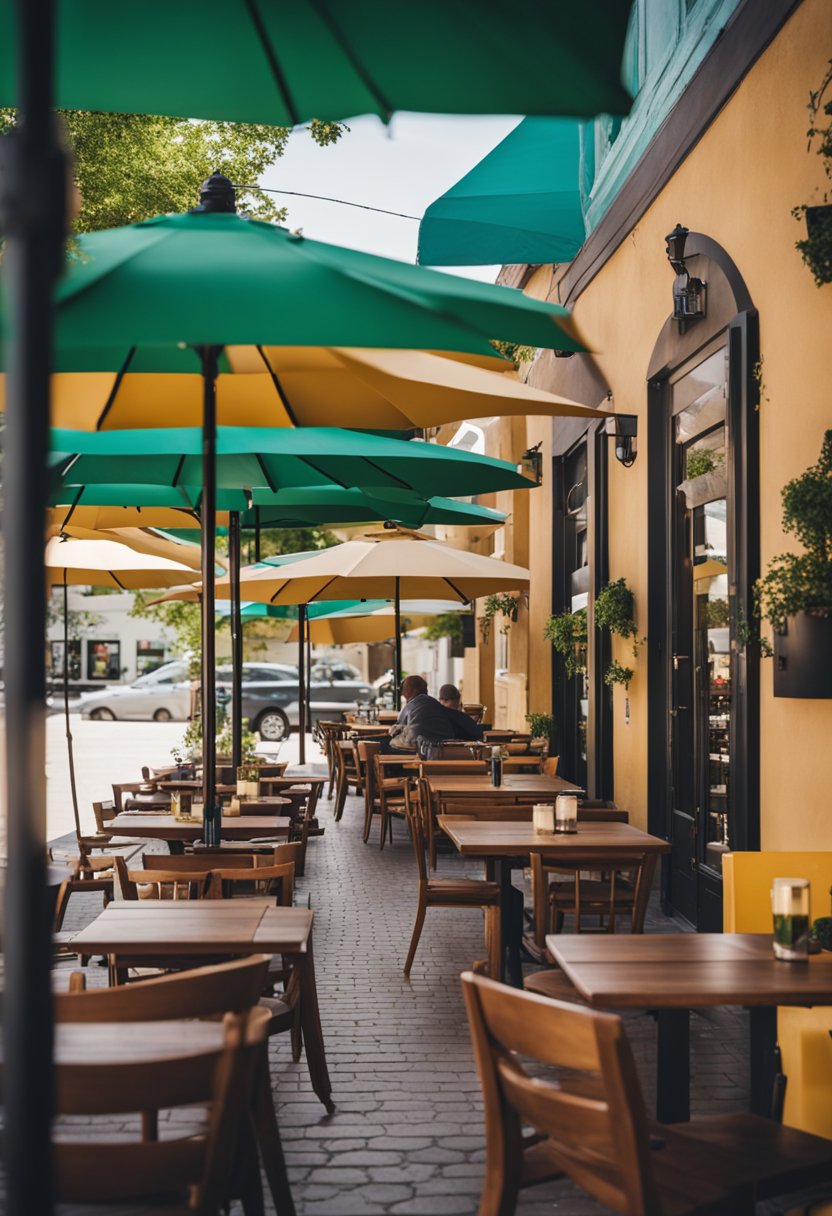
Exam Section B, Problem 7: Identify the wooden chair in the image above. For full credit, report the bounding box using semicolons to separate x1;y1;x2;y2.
52;854;116;943
314;720;349;798
402;784;501;978
116;858;214;902
333;738;362;821
192;841;304;875
530;847;657;949
51;1004;270;1216
372;753;410;850
91;798;145;851
111;780;171;813
542;756;560;777
206;861;296;906
578;799;629;823
462;972;832;1216
357;739;383;842
462;703;486;722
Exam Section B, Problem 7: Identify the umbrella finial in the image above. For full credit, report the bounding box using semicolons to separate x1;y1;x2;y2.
192;171;237;214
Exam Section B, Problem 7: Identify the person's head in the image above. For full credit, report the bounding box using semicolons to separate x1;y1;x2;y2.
401;674;428;702
438;683;462;711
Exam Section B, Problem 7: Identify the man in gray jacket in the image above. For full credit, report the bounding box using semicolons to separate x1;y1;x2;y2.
384;675;482;754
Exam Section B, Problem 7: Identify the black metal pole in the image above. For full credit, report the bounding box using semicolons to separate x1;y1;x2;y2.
394;576;402;704
297;604;307;764
305;611;313;746
1;1;65;1210
199;347;220;813
63;574;82;849
229;511;243;772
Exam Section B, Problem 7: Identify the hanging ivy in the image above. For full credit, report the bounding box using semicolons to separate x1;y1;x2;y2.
544;608;587;678
480;593;520;644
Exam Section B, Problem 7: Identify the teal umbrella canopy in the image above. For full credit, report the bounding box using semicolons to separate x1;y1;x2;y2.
419;117;586;267
0;1;633;123
4;210;587;364
51;426;535;499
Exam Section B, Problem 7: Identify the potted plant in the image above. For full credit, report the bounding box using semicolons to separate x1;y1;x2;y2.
792;59;832;287
525;711;554;758
480;593;520;644
603;660;634;692
544;608;587;678
424;611;469;657
755;430;832;697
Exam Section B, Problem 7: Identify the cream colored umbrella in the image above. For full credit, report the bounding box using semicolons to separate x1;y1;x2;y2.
17;347;604;431
45;532;208;856
46;521;207;572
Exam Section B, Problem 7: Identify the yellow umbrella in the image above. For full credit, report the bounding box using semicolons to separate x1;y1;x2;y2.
9;347;603;430
47;504;214;532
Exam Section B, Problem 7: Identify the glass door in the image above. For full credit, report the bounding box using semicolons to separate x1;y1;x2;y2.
669;347;731;926
560;443;589;791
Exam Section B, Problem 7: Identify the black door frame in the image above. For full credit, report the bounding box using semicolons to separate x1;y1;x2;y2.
551;420;613;797
646;236;760;925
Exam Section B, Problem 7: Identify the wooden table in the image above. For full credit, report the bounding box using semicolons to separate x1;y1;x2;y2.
67;899;332;1111
546;932;832;1124
439;817;670;987
425;772;583;800
259;775;326;794
110;812;291;853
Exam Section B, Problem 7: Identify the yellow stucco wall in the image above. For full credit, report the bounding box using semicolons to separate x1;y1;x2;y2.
485;0;832;844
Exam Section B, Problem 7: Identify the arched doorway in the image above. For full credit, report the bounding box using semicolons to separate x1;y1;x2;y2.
646;233;760;931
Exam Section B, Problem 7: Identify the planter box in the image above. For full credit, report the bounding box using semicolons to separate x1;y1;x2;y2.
773;611;832;699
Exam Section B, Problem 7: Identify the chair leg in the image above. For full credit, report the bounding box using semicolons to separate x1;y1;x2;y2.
252;1064;297;1216
379;803;387;850
363;797;375;843
485;905;502;980
404;892;427;976
290;1000;303;1063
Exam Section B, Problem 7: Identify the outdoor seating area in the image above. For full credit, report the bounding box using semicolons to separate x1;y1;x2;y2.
1;3;831;1214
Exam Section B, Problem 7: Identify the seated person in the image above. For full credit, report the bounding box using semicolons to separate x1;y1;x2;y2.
383;677;482;753
438;684;484;742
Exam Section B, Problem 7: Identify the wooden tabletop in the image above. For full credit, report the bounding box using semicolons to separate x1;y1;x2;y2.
259;775;326;789
438;817;670;858
67;898;313;957
110;813;291;841
425;772;583;797
546;933;832;1008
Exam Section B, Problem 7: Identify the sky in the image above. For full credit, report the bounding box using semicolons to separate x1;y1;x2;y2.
259;113;520;282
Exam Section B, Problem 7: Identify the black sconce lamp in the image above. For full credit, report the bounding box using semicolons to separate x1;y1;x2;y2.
604;413;638;468
518;441;544;484
665;223;706;326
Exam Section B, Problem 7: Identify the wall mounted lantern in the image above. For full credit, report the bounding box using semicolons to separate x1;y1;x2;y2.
665;223;707;326
604;413;638;468
519;441;544;483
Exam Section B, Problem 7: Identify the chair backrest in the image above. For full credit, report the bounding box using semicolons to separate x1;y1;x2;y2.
542;756;560;777
403;783;428;883
440;800;536;822
462;703;485;722
358;739;383;805
461;972;658;1216
206;860;295;906
143;852;256;873
722;851;832;932
419;760;488;775
92;798;117;831
114;854;211;901
55;955;271;1021
194;841;303;869
52;1006;269;1213
531;849;654;938
578;800;629;823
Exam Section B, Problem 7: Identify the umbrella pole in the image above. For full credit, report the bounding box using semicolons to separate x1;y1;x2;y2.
394;576;402;703
63;575;82;849
297;605;307;765
1;1;65;1210
229;511;243;772
305;612;312;748
199;347;220;813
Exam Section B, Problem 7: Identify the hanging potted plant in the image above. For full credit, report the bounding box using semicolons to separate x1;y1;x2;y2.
755;430;832;697
480;593;521;644
424;611;468;658
544;608;587;678
603;660;634;692
792;59;832;287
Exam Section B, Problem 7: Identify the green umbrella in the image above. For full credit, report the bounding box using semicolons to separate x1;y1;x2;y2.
419;117;587;267
27;208;586;361
51;425;534;499
0;1;633;123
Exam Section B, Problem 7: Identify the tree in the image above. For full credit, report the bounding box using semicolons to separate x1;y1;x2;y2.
0;111;345;231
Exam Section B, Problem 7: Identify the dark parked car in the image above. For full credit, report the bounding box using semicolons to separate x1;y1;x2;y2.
216;660;374;741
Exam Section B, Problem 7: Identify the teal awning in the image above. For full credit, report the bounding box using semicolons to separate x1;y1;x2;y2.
418;117;586;268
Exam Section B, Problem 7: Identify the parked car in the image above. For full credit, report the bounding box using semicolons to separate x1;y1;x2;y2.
79;658;374;740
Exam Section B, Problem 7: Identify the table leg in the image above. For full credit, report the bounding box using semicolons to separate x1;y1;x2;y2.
749;1005;778;1118
496;859;523;988
656;1008;690;1123
296;935;335;1113
168;840;185;856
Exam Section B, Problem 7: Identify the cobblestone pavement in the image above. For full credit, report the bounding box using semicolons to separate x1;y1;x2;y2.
56;775;750;1216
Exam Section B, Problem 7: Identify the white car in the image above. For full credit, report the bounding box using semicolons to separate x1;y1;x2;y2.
79;661;191;722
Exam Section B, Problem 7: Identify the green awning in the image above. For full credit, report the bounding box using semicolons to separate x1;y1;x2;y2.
418;118;586;268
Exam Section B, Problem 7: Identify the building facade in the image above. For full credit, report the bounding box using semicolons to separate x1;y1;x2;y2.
460;0;832;928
